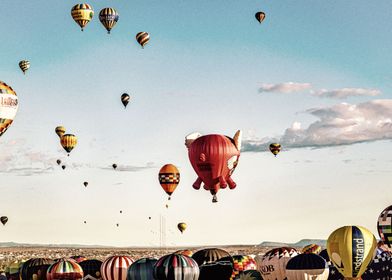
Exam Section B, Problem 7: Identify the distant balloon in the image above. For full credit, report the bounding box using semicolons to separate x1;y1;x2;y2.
60;134;77;156
83;182;88;187
71;3;94;31
286;253;329;280
19;60;30;74
0;81;18;138
269;143;281;157
255;12;266;23
121;93;130;108
187;130;241;203
154;254;199;280
0;216;8;225
55;126;66;138
136;32;150;48
327;225;377;280
62;165;66;170
84;221;86;224
127;258;157;280
56;159;61;165
99;8;119;34
116;223;119;227
149;217;151;220
158;164;180;200
173;249;193;257
101;256;134;280
177;223;187;234
302;244;322;254
255;247;299;280
377;205;392;248
112;164;117;170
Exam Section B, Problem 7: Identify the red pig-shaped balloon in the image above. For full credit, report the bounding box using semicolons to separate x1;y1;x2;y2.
186;130;242;203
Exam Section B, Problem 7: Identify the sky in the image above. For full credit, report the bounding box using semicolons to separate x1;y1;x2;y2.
0;0;392;247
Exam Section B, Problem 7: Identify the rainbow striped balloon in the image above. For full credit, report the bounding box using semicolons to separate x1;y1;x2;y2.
154;254;199;280
101;256;134;280
47;260;83;280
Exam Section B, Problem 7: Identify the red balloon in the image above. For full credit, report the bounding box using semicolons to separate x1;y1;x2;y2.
187;131;241;202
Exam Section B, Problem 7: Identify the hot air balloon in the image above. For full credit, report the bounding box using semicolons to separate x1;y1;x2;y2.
0;216;8;225
83;182;88;187
99;8;119;34
174;250;193;258
136;32;150;48
56;159;61;165
255;12;266;23
116;223;119;227
19;60;30;74
127;258;157;280
362;245;392;280
377;205;392;248
121;93;130;108
269;143;281;157
185;132;202;149
47;260;83;280
70;256;87;264
327;225;377;280
192;248;234;280
286;253;329;280
154;254;199;280
302;244;322;255
187;130;241;203
148;217;151;220
229;255;257;280
120;210;122;214
60;134;77;156
6;260;26;280
79;260;103;280
319;249;343;280
158;164;180;200
0;81;18;138
178;223;187;234
62;165;66;170
55;126;66;138
71;4;94;31
237;270;263;280
84;221;87;224
112;164;117;170
101;256;134;280
20;258;54;280
255;247;299;280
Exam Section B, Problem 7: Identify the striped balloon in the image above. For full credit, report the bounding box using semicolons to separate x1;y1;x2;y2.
79;260;102;280
47;260;83;280
101;256;134;280
154;254;199;280
126;258;157;280
302;244;322;255
0;81;18;138
71;3;94;31
60;134;77;155
173;250;193;257
19;60;30;74
20;258;53;280
136;32;150;48
70;256;88;263
99;8;119;34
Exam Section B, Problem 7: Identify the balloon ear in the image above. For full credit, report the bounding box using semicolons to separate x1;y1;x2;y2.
233;130;242;151
185;132;202;149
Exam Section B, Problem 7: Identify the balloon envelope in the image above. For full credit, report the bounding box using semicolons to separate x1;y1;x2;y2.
71;3;94;31
121;93;130;108
136;32;150;48
99;8;119;34
60;134;77;154
47;260;83;280
19;60;30;74
101;256;134;280
0;216;8;225
327;225;377;279
377;205;392;248
0;81;18;138
154;254;199;280
286;253;329;280
127;258;157;280
158;164;180;198
255;12;266;23
79;260;102;280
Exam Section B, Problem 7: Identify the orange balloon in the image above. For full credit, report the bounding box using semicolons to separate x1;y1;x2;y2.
158;164;180;198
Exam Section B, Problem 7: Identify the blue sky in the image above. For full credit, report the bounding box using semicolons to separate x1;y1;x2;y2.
0;1;392;247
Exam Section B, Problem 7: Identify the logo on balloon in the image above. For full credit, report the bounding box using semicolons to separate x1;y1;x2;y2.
260;265;275;274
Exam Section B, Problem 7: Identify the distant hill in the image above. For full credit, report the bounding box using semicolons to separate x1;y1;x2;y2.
258;239;326;248
0;242;113;248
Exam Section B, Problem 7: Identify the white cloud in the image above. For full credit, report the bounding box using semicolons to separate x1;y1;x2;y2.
258;82;312;93
312;88;381;99
243;99;392;151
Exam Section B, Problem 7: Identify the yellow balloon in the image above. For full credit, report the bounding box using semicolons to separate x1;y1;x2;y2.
327;225;377;280
177;222;187;233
